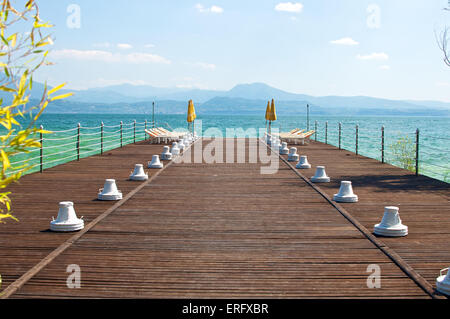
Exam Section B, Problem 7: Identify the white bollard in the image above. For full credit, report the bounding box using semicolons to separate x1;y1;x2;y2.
161;146;172;161
296;155;311;169
279;142;289;155
373;206;408;237
267;135;272;145
311;166;330;183
50;201;84;232
98;179;123;201
171;142;180;156
333;181;358;203
436;267;450;296
178;140;185;152
129;164;148;181
148;155;163;169
288;147;299;162
272;139;280;150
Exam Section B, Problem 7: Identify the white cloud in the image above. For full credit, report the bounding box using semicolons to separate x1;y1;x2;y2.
275;2;303;13
51;49;171;64
196;3;223;14
93;42;111;48
125;52;171;64
195;4;205;11
356;52;389;61
117;43;133;50
93;43;135;50
176;83;209;90
379;65;390;70
193;62;216;70
330;37;359;46
210;5;223;13
52;49;115;61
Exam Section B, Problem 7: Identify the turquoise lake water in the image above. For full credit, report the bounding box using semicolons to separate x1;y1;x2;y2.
6;113;450;183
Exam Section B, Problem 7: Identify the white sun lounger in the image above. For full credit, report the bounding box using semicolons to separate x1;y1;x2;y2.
281;130;315;145
145;128;186;144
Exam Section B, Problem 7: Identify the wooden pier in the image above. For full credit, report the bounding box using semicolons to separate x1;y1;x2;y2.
0;138;448;298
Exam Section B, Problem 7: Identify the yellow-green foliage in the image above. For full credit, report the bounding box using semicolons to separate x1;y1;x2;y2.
389;135;416;172
444;170;450;183
0;0;72;223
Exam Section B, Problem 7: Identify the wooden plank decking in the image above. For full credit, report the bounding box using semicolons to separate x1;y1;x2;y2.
0;138;448;298
280;140;450;295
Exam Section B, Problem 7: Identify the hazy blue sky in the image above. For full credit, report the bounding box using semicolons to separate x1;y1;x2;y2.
33;0;450;101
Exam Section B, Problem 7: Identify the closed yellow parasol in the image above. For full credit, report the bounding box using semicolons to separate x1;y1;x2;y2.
265;100;271;132
269;98;277;121
265;100;271;121
268;98;277;133
187;99;196;122
187;99;196;133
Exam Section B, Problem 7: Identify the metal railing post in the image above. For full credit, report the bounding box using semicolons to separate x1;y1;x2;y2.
101;122;104;155
134;120;136;144
145;120;147;140
40;125;43;173
77;123;81;161
356;124;359;155
314;121;317;141
416;128;420;176
325;121;328;144
381;126;385;163
120;121;123;148
306;104;310;131
338;122;342;150
152;102;155;128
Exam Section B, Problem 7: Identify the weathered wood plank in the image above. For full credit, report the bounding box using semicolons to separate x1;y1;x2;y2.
1;138;438;298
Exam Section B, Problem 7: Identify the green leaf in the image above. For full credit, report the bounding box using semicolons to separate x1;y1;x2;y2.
0;34;8;46
0;86;15;92
47;82;67;96
7;33;16;48
50;92;73;101
1;149;10;171
25;0;34;10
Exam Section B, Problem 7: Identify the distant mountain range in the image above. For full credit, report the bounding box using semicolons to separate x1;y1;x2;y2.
3;82;450;116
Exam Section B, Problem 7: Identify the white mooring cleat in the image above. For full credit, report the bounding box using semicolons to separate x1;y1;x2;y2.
288;147;299;162
333;181;358;203
161;146;173;161
148;155;163;169
296;156;311;169
178;140;185;152
271;139;280;150
279;142;289;155
50;201;84;232
98;179;123;201
311;166;330;183
129;164;148;181
373;206;408;237
171;142;180;156
436;267;450;296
